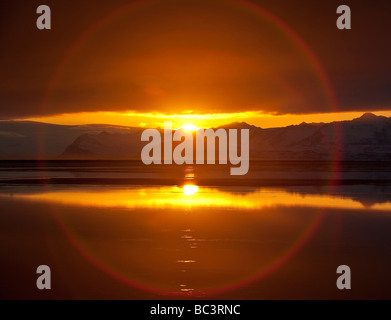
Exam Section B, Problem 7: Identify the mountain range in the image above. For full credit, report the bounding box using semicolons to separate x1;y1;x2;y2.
1;113;391;160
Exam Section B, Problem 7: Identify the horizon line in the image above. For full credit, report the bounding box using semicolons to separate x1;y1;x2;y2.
4;110;391;130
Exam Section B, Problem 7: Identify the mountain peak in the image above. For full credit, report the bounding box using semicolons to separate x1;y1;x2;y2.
219;122;261;130
358;112;378;120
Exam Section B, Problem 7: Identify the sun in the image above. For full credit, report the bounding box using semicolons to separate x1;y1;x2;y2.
183;185;199;196
180;124;199;131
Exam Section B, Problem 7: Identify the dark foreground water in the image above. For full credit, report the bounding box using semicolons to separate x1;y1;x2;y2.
0;161;390;299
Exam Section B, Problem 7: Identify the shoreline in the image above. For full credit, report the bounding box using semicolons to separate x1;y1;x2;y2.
2;177;391;187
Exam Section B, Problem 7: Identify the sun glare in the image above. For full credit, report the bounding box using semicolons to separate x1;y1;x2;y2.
181;124;199;131
183;185;199;196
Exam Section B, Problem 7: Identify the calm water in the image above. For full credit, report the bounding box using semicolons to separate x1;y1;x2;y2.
0;161;390;299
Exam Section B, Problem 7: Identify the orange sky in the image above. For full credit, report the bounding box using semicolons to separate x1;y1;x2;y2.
2;0;391;123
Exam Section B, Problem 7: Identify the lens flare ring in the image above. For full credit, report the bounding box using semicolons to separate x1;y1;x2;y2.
41;0;338;296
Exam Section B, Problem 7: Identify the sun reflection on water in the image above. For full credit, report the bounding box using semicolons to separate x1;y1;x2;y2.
1;185;391;211
3;183;390;298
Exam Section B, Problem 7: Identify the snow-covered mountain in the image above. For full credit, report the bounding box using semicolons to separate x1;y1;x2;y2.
0;121;141;159
234;113;391;160
61;130;144;159
1;113;391;160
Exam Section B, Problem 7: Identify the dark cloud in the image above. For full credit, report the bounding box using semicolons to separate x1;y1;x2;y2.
0;0;391;119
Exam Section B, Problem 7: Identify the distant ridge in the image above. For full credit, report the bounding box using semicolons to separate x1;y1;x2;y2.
1;113;391;160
